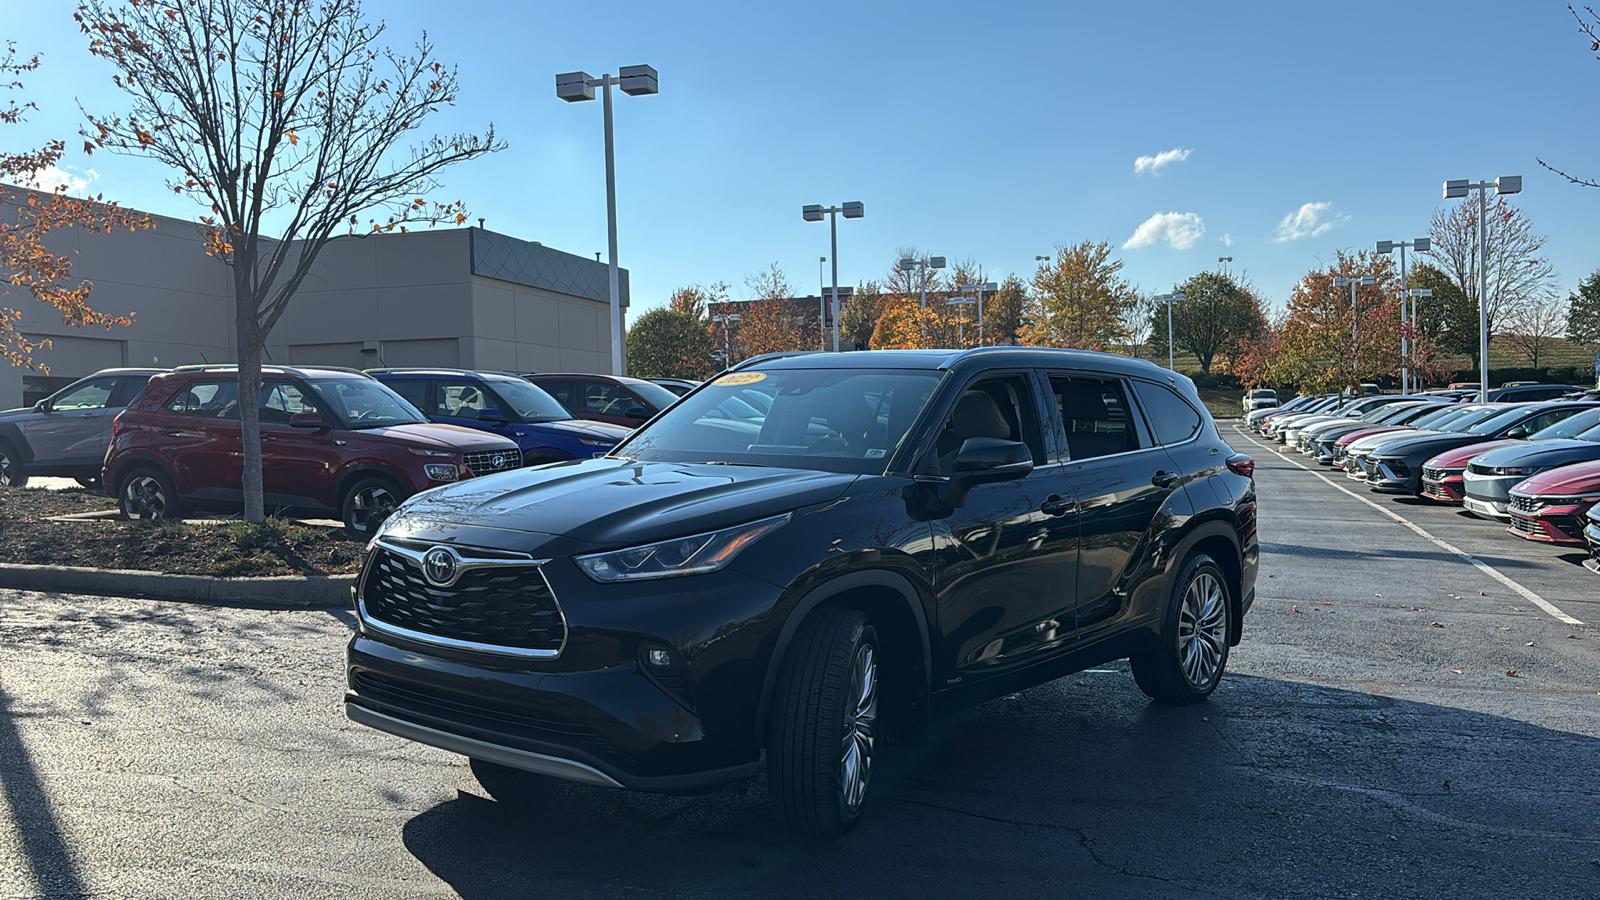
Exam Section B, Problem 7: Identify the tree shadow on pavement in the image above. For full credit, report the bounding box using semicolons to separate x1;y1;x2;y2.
0;676;90;898
399;671;1600;900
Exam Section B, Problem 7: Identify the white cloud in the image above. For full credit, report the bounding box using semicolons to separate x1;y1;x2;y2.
1133;147;1192;175
14;164;98;196
1273;202;1348;242
1124;212;1206;250
1221;234;1234;248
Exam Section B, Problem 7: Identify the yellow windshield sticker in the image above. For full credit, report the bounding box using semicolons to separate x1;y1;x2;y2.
713;372;767;386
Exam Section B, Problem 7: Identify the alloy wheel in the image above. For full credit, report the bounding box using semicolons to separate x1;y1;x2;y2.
1177;571;1228;689
839;642;878;813
123;475;170;520
0;450;14;487
349;485;398;534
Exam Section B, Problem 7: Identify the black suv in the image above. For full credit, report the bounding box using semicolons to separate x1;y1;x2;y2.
344;348;1258;835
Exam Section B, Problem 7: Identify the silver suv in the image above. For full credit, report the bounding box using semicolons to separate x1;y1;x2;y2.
0;368;162;488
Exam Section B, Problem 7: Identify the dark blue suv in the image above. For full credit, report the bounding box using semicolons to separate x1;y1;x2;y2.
366;369;629;466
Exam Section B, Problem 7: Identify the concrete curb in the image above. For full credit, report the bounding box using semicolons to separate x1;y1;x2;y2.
0;564;354;608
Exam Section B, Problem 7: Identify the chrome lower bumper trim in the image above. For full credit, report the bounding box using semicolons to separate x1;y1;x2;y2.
345;701;624;788
1463;497;1510;519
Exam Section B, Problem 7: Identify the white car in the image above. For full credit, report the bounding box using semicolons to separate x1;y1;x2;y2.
1243;388;1280;414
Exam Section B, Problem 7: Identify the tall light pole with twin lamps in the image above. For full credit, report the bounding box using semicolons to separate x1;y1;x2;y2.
896;255;947;342
557;65;659;376
1218;256;1233;275
1154;292;1186;371
1444;175;1522;403
803;202;864;351
1375;237;1430;393
1332;275;1377;385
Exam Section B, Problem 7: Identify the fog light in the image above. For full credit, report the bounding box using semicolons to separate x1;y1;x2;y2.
645;648;672;667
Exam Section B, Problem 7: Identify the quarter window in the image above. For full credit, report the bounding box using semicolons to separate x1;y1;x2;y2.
1131;380;1204;446
1049;375;1141;459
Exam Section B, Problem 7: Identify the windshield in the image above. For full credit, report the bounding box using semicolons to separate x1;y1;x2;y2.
1251;389;1276;398
1411;407;1467;429
307;378;427;428
489;379;573;422
1531;408;1600;440
1467;407;1534;435
1364;403;1419;424
616;368;945;474
626;380;683;411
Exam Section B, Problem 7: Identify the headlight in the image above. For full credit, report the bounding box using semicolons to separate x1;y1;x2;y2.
423;463;459;482
409;447;456;458
574;513;790;583
577;438;615;447
1490;466;1543;476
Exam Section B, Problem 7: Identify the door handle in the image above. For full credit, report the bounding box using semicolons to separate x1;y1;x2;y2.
1040;494;1076;516
1152;470;1180;489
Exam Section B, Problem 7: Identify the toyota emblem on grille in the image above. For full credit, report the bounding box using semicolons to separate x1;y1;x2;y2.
422;547;458;586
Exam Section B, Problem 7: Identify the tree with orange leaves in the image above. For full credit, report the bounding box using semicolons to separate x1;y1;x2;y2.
76;0;503;522
1;41;149;369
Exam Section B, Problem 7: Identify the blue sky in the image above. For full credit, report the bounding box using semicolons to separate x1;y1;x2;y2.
9;0;1600;317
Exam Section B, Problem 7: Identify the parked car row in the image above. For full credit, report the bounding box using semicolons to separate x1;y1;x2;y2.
0;364;704;534
1247;384;1600;574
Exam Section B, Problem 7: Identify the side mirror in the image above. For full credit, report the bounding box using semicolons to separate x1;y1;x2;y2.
1505;426;1529;440
625;406;650;420
477;408;509;422
940;437;1034;507
289;412;326;429
32;399;49;412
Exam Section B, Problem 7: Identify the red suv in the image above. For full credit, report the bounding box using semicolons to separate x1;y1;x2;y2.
103;365;522;535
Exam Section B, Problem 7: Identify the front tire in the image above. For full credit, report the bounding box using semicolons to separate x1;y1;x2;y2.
767;608;879;837
341;476;402;537
0;442;27;488
1131;553;1231;705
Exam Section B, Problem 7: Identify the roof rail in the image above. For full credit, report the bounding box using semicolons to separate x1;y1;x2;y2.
366;367;532;380
168;363;371;378
728;350;824;371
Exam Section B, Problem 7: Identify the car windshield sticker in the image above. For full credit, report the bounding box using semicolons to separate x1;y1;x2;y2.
713;372;767;386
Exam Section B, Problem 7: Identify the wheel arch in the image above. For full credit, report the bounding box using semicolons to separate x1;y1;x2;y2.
333;462;410;505
755;569;933;748
107;451;177;491
0;423;32;465
1169;515;1245;646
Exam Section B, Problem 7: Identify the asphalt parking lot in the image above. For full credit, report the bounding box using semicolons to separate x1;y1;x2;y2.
1;433;1597;899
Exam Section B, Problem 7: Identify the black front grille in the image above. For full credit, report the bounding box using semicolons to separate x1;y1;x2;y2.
1422;467;1446;481
362;549;565;653
1510;494;1539;514
1381;459;1410;479
351;670;627;763
463;449;522;475
1423;480;1459;501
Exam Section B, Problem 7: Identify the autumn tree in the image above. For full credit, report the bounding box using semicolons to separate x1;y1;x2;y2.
0;41;148;368
838;279;883;350
1021;241;1136;350
626;307;715;379
1538;5;1600;189
667;281;726;321
1406;260;1474;353
1149;271;1266;375
983;275;1027;347
1566;269;1600;345
77;0;502;522
1265;251;1399;394
735;263;805;357
1424;197;1557;369
1499;293;1571;368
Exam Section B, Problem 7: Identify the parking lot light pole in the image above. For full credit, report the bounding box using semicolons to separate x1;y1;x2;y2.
557;65;659;376
1406;288;1433;385
945;295;976;345
1154;292;1186;370
1375;237;1431;393
896;255;947;342
1444;176;1522;403
1218;256;1233;275
958;279;998;345
1333;275;1377;385
710;311;740;367
803;202;865;351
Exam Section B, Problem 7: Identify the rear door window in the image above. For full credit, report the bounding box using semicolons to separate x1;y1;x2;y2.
1131;381;1204;445
1048;375;1142;460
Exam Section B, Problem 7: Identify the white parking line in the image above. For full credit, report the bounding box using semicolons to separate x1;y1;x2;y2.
1232;425;1584;626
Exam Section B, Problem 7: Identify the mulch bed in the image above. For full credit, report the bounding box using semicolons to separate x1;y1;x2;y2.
0;487;364;577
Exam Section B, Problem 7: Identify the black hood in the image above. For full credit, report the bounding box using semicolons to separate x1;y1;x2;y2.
1376;433;1497;458
384;458;859;547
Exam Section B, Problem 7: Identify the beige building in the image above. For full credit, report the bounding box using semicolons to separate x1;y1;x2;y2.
2;201;628;409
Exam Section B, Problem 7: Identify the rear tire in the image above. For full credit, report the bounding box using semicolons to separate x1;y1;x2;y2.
1131;553;1232;705
117;466;181;521
0;442;27;489
341;476;403;537
766;608;879;837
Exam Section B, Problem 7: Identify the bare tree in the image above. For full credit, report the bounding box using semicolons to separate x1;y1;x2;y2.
1424;198;1557;368
1500;293;1571;368
1538;5;1600;188
77;0;502;522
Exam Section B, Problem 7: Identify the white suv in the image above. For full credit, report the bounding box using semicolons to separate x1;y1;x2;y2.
1243;388;1279;414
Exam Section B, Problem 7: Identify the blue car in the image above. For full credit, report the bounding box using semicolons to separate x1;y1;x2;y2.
366;368;629;466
